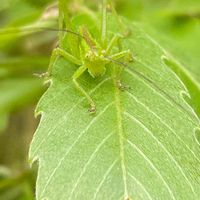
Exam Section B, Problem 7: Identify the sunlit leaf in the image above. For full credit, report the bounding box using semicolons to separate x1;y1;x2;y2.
30;16;200;200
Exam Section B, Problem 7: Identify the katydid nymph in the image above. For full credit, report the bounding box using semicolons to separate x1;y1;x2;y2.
0;0;133;113
47;0;133;113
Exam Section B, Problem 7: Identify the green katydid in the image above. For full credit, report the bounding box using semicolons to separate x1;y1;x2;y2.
47;0;133;113
0;0;133;113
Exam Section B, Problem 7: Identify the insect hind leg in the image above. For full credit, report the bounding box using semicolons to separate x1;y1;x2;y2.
105;34;122;54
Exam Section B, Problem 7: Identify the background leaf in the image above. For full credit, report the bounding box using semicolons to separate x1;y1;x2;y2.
0;0;57;132
0;78;44;131
30;16;200;200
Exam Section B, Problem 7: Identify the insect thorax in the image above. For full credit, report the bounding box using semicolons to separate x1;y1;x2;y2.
84;50;107;78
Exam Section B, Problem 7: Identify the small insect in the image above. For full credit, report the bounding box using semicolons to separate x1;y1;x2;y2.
0;0;133;114
47;0;133;113
0;2;193;120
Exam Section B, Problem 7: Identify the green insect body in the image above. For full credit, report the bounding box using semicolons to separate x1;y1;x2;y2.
84;50;107;78
77;27;108;78
48;0;132;113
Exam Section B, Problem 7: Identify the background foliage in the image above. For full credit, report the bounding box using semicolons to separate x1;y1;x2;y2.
0;0;199;199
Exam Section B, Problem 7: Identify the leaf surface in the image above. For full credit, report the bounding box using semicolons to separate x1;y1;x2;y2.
30;17;200;200
142;18;200;117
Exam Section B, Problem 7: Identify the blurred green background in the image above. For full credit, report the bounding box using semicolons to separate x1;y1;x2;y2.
0;0;199;199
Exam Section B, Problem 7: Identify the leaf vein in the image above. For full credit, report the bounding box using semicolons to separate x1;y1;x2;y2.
68;132;113;199
125;68;196;124
40;101;114;198
128;172;153;200
114;79;129;199
32;77;111;157
127;139;176;200
92;159;118;200
126;91;200;163
125;111;196;197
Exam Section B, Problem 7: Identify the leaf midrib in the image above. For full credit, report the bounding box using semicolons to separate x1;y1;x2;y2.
113;66;199;199
113;76;129;199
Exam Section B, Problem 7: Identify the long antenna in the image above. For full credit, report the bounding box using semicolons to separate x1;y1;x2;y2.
0;27;84;38
105;55;197;122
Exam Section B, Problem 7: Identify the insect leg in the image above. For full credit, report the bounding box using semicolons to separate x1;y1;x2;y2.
109;50;133;91
105;34;121;54
106;50;133;78
47;47;82;76
109;50;133;62
72;65;96;113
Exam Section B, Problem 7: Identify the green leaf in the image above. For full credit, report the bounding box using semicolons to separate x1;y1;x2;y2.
30;17;200;199
141;18;200;117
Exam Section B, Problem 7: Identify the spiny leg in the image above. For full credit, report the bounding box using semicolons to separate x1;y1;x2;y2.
47;47;82;77
46;48;95;113
109;50;133;91
105;34;121;55
72;65;96;113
